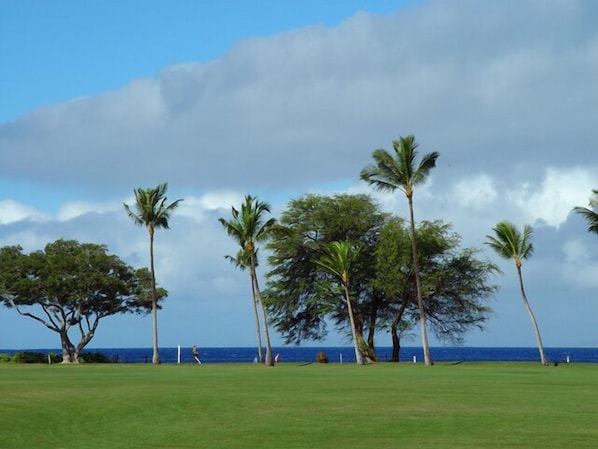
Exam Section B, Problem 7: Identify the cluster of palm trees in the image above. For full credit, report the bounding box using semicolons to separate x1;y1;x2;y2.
125;151;597;366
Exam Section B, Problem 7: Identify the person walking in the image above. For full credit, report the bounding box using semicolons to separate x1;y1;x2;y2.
192;344;202;364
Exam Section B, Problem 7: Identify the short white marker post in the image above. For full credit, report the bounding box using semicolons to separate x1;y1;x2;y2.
177;345;181;364
413;356;417;364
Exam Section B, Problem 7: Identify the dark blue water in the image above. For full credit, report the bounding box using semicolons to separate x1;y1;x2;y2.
2;347;597;364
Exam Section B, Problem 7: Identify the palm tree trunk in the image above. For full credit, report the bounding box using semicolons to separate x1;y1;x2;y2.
516;265;548;366
149;228;160;364
408;196;433;366
249;273;264;363
253;270;274;366
343;284;365;364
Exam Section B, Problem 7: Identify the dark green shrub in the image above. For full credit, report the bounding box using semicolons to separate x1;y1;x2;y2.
78;352;109;363
11;352;48;363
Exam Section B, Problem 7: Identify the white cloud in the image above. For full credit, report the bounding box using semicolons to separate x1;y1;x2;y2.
450;174;497;210
506;167;596;228
56;199;123;221
0;200;47;224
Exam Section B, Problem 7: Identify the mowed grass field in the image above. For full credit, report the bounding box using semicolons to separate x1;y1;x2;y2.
1;362;597;449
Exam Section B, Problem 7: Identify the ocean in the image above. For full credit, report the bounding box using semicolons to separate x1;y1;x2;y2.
2;346;597;364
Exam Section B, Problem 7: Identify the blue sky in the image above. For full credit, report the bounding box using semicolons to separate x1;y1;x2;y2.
1;0;597;351
0;1;414;123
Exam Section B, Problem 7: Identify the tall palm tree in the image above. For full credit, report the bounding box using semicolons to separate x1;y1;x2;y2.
486;221;548;366
124;183;183;364
219;195;276;366
315;241;365;364
573;189;598;234
225;248;264;363
360;135;438;366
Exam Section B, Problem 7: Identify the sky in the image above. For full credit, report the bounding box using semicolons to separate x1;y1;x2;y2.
1;0;597;351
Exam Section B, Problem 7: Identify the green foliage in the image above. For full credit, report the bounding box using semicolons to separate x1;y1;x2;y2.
1;352;61;364
78;352;110;363
265;193;496;360
264;193;387;344
123;182;183;231
360;134;439;197
219;194;278;366
486;221;534;265
0;239;164;362
573;189;598;234
377;219;498;345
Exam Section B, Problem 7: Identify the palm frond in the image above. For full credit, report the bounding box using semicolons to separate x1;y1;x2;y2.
573;189;598;234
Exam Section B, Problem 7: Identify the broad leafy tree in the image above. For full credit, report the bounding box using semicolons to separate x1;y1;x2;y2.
486;221;548;366
0;240;163;363
264;194;385;361
315;241;366;364
573;189;598;234
124;182;182;364
376;218;497;361
219;195;277;366
360;135;439;365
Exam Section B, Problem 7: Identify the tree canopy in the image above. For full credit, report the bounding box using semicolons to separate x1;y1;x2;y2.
264;193;496;361
0;239;165;363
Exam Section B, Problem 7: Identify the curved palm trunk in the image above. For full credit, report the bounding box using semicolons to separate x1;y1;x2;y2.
149;228;160;364
252;267;274;366
407;196;433;366
516;265;548;366
249;274;264;363
343;284;365;365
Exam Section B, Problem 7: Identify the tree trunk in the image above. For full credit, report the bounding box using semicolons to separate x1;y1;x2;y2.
390;300;409;362
343;285;365;364
366;312;378;361
249;275;264;363
516;265;548;366
391;318;401;362
253;269;274;366
149;228;161;364
60;332;78;363
408;195;433;366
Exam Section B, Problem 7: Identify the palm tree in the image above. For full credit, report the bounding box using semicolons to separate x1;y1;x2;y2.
225;248;264;363
573;189;598;234
124;183;183;364
486;221;548;366
219;195;276;366
315;241;365;365
360;135;438;366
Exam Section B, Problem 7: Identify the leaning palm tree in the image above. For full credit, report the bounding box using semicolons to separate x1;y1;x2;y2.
124;183;183;364
573;189;598;234
219;195;276;366
225;248;264;363
315;241;365;365
486;221;548;366
360;135;438;366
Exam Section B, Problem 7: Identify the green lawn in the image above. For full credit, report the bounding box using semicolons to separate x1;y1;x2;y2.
1;362;597;448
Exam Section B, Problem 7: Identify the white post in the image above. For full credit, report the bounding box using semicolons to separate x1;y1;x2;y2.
340;353;343;364
48;354;51;364
413;355;417;363
177;345;181;364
